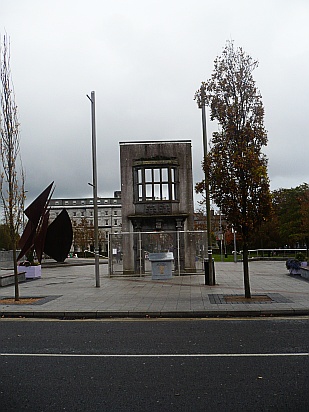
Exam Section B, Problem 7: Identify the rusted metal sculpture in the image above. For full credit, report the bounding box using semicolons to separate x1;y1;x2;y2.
18;182;73;263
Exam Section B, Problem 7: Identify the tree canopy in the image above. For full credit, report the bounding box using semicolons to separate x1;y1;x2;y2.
195;41;271;297
0;223;12;250
247;183;309;254
272;184;309;248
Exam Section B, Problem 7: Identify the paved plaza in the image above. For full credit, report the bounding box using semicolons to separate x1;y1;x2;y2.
0;260;309;318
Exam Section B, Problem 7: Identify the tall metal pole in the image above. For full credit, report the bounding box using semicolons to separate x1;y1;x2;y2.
233;227;237;263
200;86;214;285
219;211;223;262
87;91;100;287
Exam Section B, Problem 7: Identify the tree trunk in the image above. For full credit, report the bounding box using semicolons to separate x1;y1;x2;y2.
13;240;19;301
10;212;19;301
242;242;251;298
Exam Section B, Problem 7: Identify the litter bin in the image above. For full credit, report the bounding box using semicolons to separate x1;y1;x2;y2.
149;252;174;280
204;258;215;285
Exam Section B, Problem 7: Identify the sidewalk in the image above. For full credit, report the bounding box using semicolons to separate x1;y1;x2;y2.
1;260;309;318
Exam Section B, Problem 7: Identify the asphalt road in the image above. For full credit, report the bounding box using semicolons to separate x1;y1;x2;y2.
0;318;308;411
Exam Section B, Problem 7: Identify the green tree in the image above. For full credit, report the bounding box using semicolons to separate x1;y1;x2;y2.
195;41;271;298
273;184;309;248
249;184;309;252
300;186;309;256
0;35;25;301
0;223;11;249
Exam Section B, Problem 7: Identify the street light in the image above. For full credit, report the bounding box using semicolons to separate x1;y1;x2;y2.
87;91;100;287
198;85;214;285
232;225;237;263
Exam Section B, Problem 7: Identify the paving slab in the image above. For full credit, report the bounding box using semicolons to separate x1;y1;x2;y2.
0;260;308;318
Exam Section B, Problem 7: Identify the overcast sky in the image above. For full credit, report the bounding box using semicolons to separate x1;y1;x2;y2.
2;0;309;207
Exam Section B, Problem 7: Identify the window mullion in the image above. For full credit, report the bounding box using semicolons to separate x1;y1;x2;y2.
159;168;162;201
142;168;146;201
151;169;154;200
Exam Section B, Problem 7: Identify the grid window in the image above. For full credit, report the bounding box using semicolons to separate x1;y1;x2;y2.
135;166;178;202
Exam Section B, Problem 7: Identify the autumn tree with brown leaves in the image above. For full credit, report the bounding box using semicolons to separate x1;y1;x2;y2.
72;218;94;255
195;41;271;298
0;35;25;301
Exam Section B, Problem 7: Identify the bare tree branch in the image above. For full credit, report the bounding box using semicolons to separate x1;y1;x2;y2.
0;34;25;301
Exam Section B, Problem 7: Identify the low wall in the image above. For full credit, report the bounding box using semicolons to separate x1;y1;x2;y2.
300;267;309;280
0;250;22;269
249;257;287;262
0;251;14;269
0;271;26;287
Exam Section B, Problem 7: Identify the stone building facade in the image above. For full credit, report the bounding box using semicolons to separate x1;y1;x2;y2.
120;140;196;274
49;192;121;255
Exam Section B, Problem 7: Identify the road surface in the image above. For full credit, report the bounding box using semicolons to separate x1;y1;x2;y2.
0;317;308;411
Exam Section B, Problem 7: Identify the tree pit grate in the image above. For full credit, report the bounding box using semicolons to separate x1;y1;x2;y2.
209;293;293;304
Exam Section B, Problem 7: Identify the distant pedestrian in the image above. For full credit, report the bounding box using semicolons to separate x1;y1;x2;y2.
116;250;121;263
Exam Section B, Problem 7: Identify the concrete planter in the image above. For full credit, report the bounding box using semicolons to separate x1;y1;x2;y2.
18;265;41;279
300;267;309;280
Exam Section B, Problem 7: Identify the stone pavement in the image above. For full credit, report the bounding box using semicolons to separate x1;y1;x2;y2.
0;260;309;318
